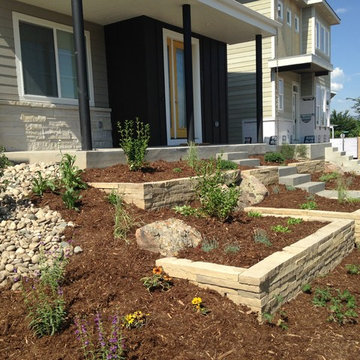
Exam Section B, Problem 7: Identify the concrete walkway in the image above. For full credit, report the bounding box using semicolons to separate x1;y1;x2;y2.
316;190;360;200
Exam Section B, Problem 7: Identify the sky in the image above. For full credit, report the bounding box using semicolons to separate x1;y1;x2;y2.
327;0;360;115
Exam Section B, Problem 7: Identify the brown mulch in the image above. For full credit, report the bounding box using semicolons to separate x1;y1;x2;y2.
249;154;300;166
257;184;360;212
0;188;359;360
312;171;360;190
81;160;254;183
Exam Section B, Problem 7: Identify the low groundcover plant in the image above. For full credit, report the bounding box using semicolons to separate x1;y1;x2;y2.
192;297;210;315
141;266;173;292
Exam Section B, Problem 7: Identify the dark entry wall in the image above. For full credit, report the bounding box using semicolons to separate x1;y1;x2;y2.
104;16;228;147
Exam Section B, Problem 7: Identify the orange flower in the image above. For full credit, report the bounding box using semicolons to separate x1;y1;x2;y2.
152;266;163;275
163;275;172;282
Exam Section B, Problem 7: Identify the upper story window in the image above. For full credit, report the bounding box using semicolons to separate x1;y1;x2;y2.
12;12;94;105
278;78;284;111
277;1;284;21
316;20;330;56
294;15;299;32
286;9;292;27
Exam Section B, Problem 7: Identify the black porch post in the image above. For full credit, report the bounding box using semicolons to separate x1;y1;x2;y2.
71;0;92;150
182;4;195;143
256;34;263;143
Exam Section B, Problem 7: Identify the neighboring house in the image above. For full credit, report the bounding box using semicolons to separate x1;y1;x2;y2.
0;0;278;151
228;0;340;144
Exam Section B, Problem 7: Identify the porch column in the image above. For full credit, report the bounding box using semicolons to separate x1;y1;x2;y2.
183;4;195;143
71;0;92;150
256;34;263;143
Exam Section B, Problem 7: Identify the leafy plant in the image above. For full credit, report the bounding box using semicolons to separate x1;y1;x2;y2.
264;152;285;163
75;312;125;360
287;218;303;225
300;200;317;210
201;238;219;253
122;311;149;329
113;195;134;243
173;205;200;217
296;144;307;159
118;118;150;171
280;144;295;160
253;228;272;247
0;146;12;171
186;141;199;169
32;171;56;196
195;161;240;221
192;297;210;315
312;287;332;307
224;243;241;254
216;157;238;170
141;266;173;292
173;167;183;173
248;211;263;218
107;190;121;206
302;284;312;294
271;225;291;233
285;185;296;191
62;187;82;210
59;153;87;190
345;264;360;275
319;172;339;182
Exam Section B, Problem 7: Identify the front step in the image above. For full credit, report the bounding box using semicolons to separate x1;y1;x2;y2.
278;166;297;177
217;152;249;160
295;181;325;194
234;158;260;166
279;174;311;186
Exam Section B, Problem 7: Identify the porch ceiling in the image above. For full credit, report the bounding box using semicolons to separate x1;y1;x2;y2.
16;0;278;44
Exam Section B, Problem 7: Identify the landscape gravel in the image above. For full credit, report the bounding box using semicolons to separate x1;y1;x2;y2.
0;162;74;290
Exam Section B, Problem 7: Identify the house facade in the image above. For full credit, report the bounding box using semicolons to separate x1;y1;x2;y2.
0;0;278;151
228;0;340;144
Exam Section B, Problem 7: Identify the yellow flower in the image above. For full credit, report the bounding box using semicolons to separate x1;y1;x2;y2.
152;266;163;275
192;297;202;305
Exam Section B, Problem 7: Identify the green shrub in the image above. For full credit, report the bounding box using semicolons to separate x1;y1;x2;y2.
216;157;238;170
32;171;57;196
285;185;296;191
302;284;312;294
300;200;317;210
195;161;240;221
319;172;339;182
173;205;200;217
345;264;360;275
173;167;183;173
248;211;263;218
287;218;303;225
59;154;87;190
107;190;121;205
264;152;285;163
271;225;291;233
0;146;11;171
118;118;150;171
62;187;81;210
280;144;295;160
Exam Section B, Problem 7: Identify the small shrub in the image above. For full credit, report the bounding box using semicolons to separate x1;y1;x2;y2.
192;297;210;315
280;144;295;160
312;287;332;307
59;153;87;190
302;284;312;294
248;211;262;218
62;187;81;210
296;145;307;159
186;141;199;169
32;171;56;196
253;228;272;247
264;152;285;163
287;218;303;225
300;200;317;210
0;146;12;170
173;205;199;217
107;190;121;206
319;172;339;182
285;185;296;191
113;195;134;242
173;167;183;173
345;264;360;275
201;238;219;252
271;225;291;233
141;266;173;292
216;157;238;170
118;118;150;171
224;243;241;254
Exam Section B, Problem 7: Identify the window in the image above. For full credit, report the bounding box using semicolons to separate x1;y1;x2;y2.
277;1;284;20
315;20;330;56
294;15;299;32
316;84;329;126
286;9;292;27
13;13;94;104
278;78;284;111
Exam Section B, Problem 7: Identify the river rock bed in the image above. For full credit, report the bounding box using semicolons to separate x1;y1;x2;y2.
0;163;73;290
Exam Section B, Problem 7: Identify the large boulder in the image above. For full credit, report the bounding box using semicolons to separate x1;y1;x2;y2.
135;218;202;256
237;173;268;210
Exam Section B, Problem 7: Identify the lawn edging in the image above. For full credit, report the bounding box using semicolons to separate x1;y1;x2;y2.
156;218;355;317
88;170;240;210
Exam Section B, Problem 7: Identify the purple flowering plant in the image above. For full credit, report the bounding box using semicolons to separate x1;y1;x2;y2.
75;312;125;360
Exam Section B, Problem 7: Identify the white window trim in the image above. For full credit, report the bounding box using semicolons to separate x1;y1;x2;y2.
286;9;292;27
278;78;284;112
277;1;284;21
315;19;330;57
294;15;299;33
162;28;202;146
12;12;95;106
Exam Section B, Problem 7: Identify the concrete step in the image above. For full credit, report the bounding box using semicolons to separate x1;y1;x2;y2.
279;174;311;186
278;166;297;177
234;158;260;166
217;152;249;160
295;181;325;194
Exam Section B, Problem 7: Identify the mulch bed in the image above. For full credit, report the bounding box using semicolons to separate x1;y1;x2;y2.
1;188;360;359
249;154;300;166
81;160;255;184
312;171;360;190
257;184;360;212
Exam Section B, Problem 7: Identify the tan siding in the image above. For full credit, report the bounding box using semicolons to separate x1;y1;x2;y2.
236;0;272;17
0;0;109;108
302;7;313;54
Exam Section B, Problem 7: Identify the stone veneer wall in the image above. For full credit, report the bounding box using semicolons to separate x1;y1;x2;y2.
0;100;112;151
156;219;355;317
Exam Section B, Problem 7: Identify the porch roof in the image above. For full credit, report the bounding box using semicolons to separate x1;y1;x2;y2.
16;0;278;44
